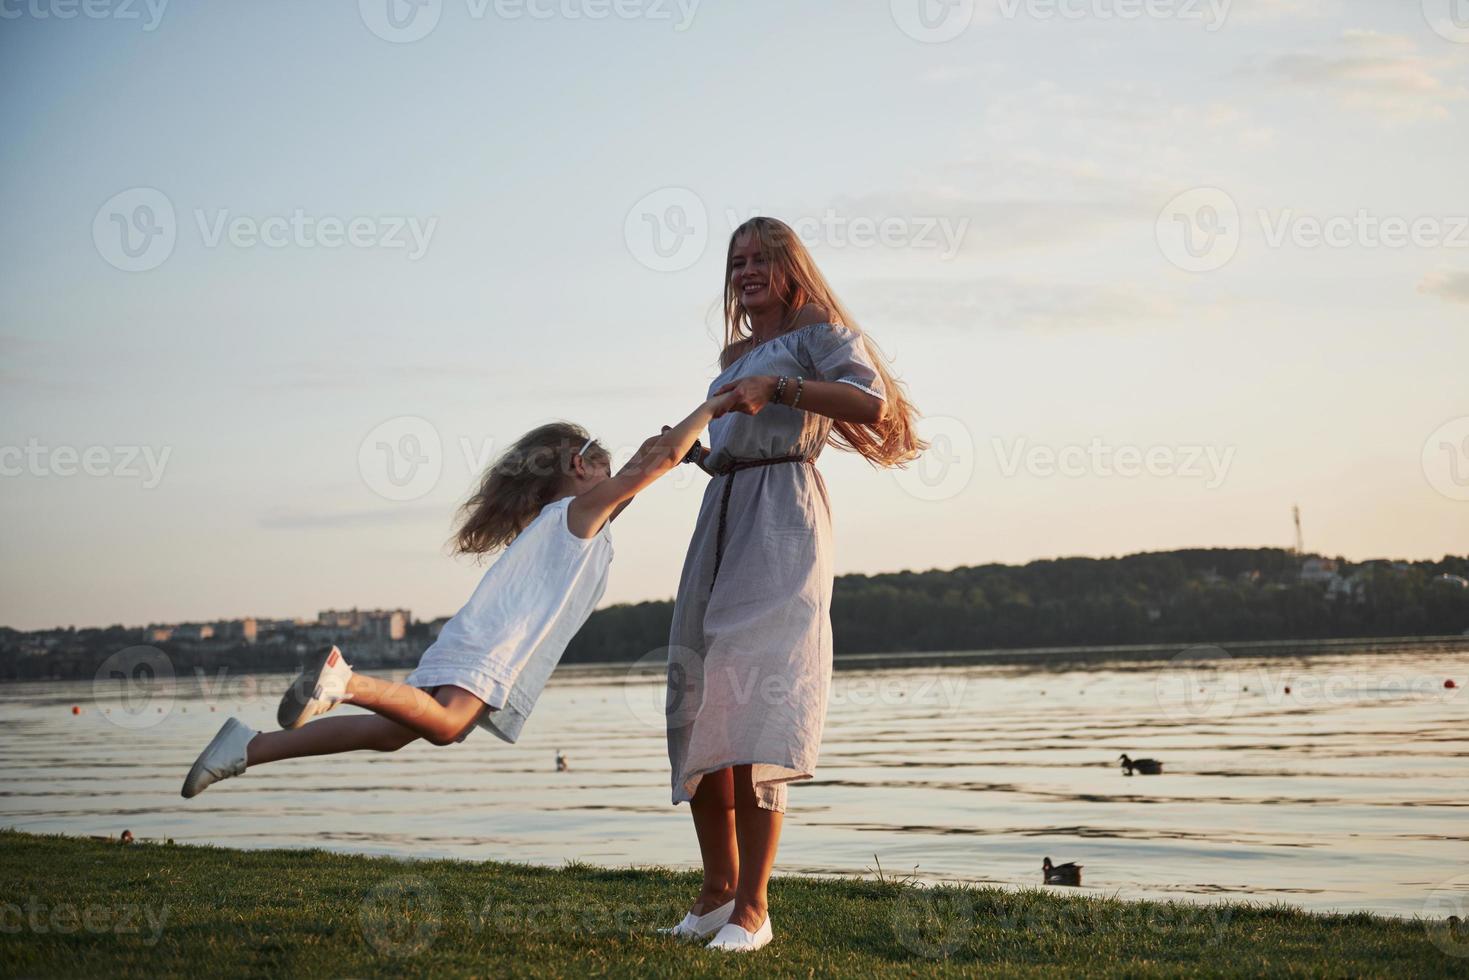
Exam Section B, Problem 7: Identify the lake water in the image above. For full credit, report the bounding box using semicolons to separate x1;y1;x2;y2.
2;646;1464;918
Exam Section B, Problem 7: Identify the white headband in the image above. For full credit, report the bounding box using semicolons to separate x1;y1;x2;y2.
577;437;595;456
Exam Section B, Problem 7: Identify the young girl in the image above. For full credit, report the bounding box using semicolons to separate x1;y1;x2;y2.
181;394;730;799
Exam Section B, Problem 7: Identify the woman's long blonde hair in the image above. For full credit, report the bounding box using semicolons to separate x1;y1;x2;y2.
452;422;609;556
722;217;925;468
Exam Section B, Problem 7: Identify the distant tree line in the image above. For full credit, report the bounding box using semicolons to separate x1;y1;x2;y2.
559;549;1469;664
3;549;1466;681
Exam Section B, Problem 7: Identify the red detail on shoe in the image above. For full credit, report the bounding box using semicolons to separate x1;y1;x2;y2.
327;649;340;668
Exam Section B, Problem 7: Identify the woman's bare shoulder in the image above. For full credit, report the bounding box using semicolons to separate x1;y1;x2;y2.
791;303;832;329
720;337;754;369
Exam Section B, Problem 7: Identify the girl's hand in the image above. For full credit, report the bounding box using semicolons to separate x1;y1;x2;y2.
705;390;739;418
712;376;777;416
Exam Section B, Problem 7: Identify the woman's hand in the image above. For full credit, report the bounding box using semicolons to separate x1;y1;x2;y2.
712;375;777;416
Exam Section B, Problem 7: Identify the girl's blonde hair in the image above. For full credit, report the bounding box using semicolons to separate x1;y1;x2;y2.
721;216;925;468
452;422;609;555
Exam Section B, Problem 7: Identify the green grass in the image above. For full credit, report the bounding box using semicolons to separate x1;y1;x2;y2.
1;830;1465;978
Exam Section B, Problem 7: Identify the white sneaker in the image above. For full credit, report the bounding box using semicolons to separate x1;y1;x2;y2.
657;899;734;941
277;646;353;730
181;717;256;798
706;916;773;952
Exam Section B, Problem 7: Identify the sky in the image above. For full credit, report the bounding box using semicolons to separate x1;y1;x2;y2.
1;0;1466;631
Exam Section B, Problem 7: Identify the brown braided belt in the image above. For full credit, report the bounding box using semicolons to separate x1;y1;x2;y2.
710;454;813;593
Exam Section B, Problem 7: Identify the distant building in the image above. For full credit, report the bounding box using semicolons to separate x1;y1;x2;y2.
212;618;259;644
315;608;411;641
173;623;214;642
1299;558;1339;583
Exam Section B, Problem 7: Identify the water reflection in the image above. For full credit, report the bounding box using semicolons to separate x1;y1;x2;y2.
0;647;1463;916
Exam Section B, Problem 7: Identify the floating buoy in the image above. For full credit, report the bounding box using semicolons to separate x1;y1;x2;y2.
1447;679;1458;689
1284;685;1291;694
71;705;81;715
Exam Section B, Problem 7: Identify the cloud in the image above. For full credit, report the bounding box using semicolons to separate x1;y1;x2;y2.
1260;30;1469;120
1418;269;1469;305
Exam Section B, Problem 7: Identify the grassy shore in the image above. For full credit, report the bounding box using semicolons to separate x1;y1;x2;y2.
1;831;1463;978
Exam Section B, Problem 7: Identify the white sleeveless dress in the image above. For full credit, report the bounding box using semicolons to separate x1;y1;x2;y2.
406;496;613;743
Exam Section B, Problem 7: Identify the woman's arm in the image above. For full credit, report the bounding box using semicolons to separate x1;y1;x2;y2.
566;393;732;538
713;375;885;426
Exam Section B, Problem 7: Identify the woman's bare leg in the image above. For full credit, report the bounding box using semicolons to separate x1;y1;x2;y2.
688;766;739;913
728;764;783;931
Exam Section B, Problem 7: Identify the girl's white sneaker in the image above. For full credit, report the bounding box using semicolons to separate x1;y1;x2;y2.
657;899;735;940
706;916;773;952
277;645;354;729
181;717;256;798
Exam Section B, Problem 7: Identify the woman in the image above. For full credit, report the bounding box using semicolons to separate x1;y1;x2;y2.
663;217;924;952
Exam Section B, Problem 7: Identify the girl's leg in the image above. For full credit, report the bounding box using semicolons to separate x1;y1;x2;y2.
728;764;783;931
247;714;418;767
247;684;486;768
688;767;739;913
343;676;489;745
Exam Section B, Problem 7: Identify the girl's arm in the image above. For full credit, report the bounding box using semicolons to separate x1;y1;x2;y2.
566;393;732;538
713;375;885;426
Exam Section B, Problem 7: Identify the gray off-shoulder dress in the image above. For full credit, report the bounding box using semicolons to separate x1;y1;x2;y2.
666;322;886;813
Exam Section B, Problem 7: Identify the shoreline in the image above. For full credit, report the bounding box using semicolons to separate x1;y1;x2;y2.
582;633;1468;679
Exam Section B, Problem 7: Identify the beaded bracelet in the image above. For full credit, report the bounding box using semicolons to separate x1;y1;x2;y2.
774;376;788;404
792;376;805;408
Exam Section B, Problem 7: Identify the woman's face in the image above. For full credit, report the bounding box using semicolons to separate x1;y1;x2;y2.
728;232;781;317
